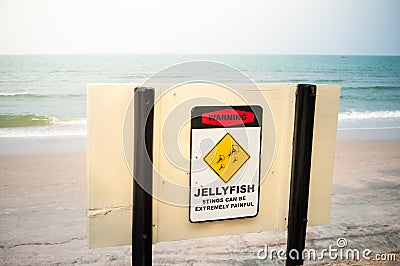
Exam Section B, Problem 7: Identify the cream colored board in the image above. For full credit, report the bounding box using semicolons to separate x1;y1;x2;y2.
87;84;136;248
88;207;131;248
87;83;340;247
154;84;292;242
308;85;341;226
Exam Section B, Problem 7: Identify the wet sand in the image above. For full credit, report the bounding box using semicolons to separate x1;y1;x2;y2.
0;138;399;265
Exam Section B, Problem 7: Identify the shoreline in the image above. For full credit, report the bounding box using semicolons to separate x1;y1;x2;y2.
0;135;86;156
0;125;399;156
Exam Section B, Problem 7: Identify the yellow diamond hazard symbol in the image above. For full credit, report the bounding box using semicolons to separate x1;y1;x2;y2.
204;133;250;183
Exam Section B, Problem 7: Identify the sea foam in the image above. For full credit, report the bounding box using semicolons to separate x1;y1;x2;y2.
339;110;400;120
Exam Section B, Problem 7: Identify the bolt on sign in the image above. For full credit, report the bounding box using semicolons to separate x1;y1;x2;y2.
190;106;263;222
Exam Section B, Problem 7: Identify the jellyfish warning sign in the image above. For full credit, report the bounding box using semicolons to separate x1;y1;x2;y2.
189;106;263;222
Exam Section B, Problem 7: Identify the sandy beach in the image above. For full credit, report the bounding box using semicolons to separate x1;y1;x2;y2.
0;136;399;265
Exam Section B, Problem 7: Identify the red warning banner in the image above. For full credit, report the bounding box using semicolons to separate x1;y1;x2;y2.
201;109;255;127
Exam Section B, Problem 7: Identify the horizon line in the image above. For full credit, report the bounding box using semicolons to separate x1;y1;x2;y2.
0;52;399;57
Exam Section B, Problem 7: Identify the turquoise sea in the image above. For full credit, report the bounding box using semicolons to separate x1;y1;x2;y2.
0;54;399;138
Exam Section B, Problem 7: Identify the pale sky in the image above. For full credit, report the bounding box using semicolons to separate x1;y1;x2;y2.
1;0;399;55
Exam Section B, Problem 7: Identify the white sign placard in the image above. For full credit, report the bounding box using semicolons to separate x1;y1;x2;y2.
189;106;263;222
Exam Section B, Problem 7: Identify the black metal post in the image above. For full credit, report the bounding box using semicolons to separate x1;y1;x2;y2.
133;87;154;266
286;84;317;266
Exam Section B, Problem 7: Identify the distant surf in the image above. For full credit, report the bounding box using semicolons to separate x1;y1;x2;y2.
0;115;86;138
0;92;84;98
1;110;399;138
339;110;400;120
0;115;86;128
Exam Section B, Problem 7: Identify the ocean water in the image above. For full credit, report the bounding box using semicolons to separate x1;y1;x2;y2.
0;54;399;138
